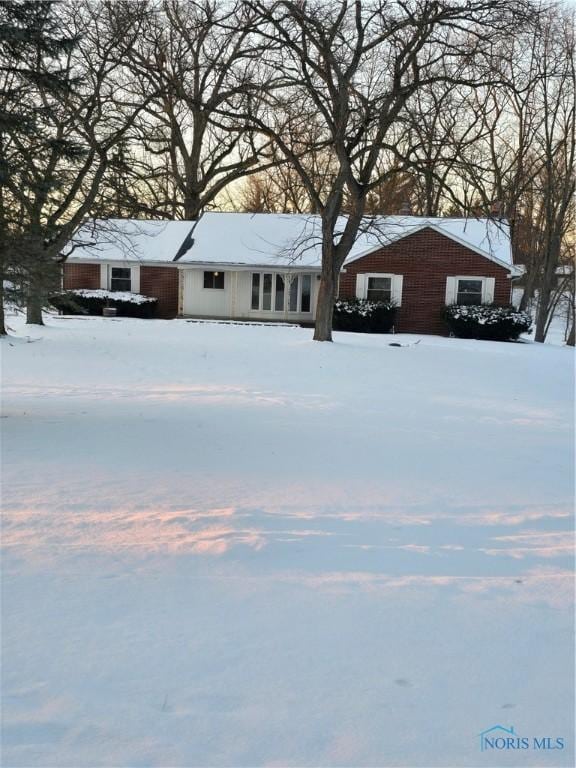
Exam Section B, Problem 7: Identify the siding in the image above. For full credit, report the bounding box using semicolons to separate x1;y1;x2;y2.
338;227;511;335
182;269;233;317
181;268;319;323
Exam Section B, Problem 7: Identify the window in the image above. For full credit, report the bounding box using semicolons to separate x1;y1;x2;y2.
301;275;311;313
110;267;131;292
251;272;313;313
446;276;494;306
356;273;403;305
275;274;285;311
456;279;483;305
204;271;225;289
262;273;272;309
366;276;392;302
251;273;260;310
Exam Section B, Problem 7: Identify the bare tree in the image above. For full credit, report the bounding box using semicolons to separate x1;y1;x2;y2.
248;0;534;341
439;4;574;341
114;0;278;220
531;7;575;342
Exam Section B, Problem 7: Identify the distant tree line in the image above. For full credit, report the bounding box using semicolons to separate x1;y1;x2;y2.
0;0;573;342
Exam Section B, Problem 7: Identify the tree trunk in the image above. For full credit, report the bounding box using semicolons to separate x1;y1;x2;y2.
313;268;338;342
182;190;202;220
518;269;537;311
26;278;45;325
0;253;6;336
534;280;552;342
566;318;575;347
0;287;6;336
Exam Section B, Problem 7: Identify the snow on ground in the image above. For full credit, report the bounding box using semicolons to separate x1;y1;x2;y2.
1;315;574;768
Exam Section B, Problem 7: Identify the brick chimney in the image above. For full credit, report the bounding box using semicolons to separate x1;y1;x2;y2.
398;201;412;215
490;200;504;218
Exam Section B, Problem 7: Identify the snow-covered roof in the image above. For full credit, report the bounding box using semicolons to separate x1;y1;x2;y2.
68;213;515;271
68;220;196;264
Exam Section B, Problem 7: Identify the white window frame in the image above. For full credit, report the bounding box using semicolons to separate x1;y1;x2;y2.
101;264;140;293
355;273;403;306
251;272;313;314
446;276;495;305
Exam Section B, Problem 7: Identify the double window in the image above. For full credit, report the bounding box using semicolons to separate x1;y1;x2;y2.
251;273;312;313
110;267;131;292
204;271;225;289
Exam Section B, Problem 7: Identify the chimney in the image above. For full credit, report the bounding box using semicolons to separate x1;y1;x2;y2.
398;201;412;216
490;200;504;218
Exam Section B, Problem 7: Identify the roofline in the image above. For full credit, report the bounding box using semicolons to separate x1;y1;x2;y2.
344;221;522;276
65;256;321;271
66;218;522;276
177;262;321;271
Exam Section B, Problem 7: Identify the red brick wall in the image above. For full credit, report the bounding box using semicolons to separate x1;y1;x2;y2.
63;263;100;290
338;227;512;335
139;266;179;318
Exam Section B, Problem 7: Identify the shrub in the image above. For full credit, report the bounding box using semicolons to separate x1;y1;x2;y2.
333;298;397;333
49;289;158;319
443;304;532;341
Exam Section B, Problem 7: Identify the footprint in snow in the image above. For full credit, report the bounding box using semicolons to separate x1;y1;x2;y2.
394;678;413;688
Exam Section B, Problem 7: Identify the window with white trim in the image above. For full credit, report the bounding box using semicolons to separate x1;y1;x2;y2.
251;272;313;313
366;276;392;302
456;279;483;305
110;267;131;292
355;273;403;305
446;276;495;305
204;270;225;289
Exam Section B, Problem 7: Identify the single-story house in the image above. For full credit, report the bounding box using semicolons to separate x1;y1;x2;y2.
63;212;522;334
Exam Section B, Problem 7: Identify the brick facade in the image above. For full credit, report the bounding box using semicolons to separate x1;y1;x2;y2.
338;227;512;335
139;266;179;318
63;263;100;290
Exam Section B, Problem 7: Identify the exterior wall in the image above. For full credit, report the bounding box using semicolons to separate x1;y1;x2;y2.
181;268;319;323
139;266;179;318
63;262;178;318
181;268;233;317
63;263;100;290
338;228;512;335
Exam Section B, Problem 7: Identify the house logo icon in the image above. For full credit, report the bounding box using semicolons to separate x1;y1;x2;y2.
479;725;516;751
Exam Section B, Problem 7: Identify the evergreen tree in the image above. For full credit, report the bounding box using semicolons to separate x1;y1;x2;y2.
0;0;149;329
0;0;77;332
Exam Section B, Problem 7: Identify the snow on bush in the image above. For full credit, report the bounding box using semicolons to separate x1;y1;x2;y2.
333;298;397;333
443;304;532;341
49;289;158;318
69;289;156;305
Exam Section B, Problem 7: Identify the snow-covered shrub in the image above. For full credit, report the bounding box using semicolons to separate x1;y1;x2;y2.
49;289;158;319
443;304;532;341
333;298;397;333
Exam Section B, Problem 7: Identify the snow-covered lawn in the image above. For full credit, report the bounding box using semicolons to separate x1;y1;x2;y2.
1;316;574;768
